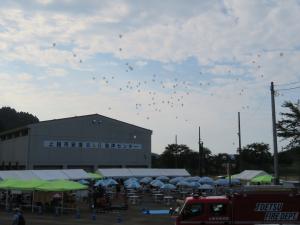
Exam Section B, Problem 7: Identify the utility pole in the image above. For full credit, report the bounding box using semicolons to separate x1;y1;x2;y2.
175;134;178;168
198;127;203;176
238;112;242;171
271;82;279;185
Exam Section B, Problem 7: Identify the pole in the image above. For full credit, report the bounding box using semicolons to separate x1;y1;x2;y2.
238;112;241;152
175;134;178;168
198;127;203;176
271;82;279;185
238;112;242;171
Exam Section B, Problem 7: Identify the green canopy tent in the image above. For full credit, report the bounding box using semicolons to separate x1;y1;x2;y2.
87;172;103;180
0;179;49;211
0;179;48;191
0;179;87;212
35;180;88;213
251;175;274;184
35;180;87;192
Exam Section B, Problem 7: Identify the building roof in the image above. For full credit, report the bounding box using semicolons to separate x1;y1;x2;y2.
233;170;269;181
0;114;152;135
97;168;190;178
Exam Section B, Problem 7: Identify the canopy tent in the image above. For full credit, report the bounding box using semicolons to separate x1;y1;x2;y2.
61;169;90;180
0;171;39;180
87;172;103;180
0;169;90;181
0;179;86;191
0;179;48;191
97;168;190;178
35;180;88;192
233;170;269;181
97;168;132;178
251;175;273;184
32;170;69;181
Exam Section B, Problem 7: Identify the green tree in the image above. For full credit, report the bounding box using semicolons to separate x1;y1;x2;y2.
0;106;39;133
240;143;272;172
277;101;300;149
158;144;213;175
160;144;193;168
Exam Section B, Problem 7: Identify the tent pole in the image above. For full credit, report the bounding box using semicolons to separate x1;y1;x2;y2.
5;190;8;211
32;191;34;212
61;192;63;215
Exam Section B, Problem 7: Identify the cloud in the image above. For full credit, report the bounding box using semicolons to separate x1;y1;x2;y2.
17;73;33;81
46;68;68;77
135;60;148;67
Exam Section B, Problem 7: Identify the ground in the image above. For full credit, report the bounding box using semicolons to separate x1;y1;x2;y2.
0;193;176;225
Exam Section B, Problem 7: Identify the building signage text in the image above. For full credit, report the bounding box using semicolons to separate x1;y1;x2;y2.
43;140;142;150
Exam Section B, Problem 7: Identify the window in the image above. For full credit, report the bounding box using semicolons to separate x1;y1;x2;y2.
210;203;226;216
78;142;83;148
182;203;203;219
71;142;76;147
57;141;61;148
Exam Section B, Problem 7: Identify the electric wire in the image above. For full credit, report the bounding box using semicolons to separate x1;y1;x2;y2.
276;86;300;91
275;81;300;87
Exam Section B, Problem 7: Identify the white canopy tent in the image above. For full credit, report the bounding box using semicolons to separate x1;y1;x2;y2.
97;168;190;178
31;170;70;180
97;168;132;178
0;170;39;180
61;169;90;180
233;170;269;181
0;169;90;181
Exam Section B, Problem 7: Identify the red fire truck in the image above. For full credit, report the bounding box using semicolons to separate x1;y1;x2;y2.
175;186;300;225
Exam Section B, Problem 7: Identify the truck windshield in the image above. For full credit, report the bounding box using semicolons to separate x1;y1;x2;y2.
181;203;204;220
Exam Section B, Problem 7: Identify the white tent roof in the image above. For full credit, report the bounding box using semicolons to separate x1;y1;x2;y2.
31;170;70;180
61;169;90;180
16;170;40;180
0;169;90;181
0;171;20;180
0;170;39;180
97;168;190;178
233;170;269;181
97;168;132;178
161;169;190;177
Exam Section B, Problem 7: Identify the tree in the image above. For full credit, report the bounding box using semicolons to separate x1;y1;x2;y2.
240;143;272;172
159;144;193;168
0;106;39;133
277;101;300;149
158;144;214;175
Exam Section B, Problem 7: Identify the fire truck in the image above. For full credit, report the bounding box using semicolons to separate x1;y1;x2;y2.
175;186;300;225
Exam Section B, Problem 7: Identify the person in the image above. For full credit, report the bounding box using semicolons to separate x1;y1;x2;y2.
12;208;25;225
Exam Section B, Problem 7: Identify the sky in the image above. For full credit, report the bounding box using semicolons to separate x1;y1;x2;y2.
0;0;299;155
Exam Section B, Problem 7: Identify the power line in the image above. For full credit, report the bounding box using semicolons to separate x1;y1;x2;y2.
275;81;300;87
277;86;300;91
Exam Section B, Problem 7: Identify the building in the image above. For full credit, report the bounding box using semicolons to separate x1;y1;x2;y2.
0;114;152;171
